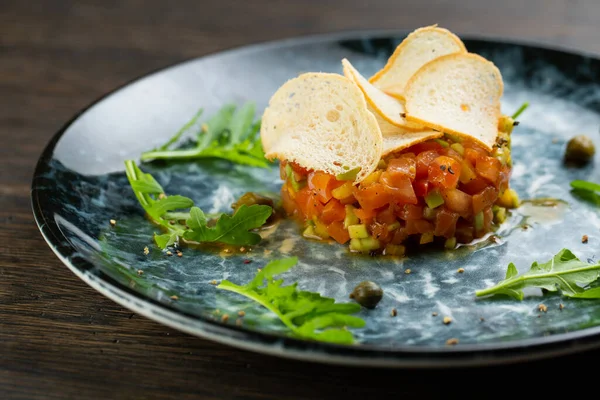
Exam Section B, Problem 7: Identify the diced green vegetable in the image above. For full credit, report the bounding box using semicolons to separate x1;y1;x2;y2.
343;205;359;228
450;143;464;155
474;211;484;231
444;237;457;249
348;224;369;239
419;232;434;244
424;191;444;209
331;182;354;199
384;244;406;256
434;139;449;148
423;206;437;220
359;237;381;251
336;167;361;181
494;206;507;224
386;222;400;231
445;133;463;143
313;219;330;239
285;163;306;192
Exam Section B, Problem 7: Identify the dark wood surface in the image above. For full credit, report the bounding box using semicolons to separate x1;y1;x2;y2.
3;1;600;398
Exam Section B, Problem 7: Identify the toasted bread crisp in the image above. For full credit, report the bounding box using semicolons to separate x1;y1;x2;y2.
369;25;466;100
382;130;443;156
404;53;503;151
342;58;421;130
260;72;383;183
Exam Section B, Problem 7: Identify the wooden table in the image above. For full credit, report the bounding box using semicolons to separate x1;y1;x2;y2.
3;1;600;398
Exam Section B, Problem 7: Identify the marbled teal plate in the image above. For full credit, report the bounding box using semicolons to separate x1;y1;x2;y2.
31;31;600;367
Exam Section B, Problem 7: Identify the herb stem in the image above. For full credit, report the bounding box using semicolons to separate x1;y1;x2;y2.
511;102;529;120
157;108;203;151
475;262;600;297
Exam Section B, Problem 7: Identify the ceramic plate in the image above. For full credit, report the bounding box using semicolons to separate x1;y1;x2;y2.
31;31;600;368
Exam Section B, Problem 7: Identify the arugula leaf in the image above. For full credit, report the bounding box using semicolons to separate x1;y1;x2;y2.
571;180;600;192
157;108;204;151
183;204;272;246
140;103;270;168
125;160;272;249
125;160;190;248
217;257;365;344
570;180;600;206
475;248;600;300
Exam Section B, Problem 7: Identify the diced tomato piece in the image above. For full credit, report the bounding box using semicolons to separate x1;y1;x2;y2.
376;204;398;225
295;187;323;220
308;171;333;203
353;183;392;211
428;156;461;190
416;150;439;179
476;156;501;184
380;173;418;205
326;220;350;244
434;209;459;238
442;189;472;218
406;219;434;235
413;179;429;197
455;221;474;244
294;186;310;218
281;182;297;216
354;207;377;224
409;141;443;154
370;222;391;242
483;207;493;232
391;225;409;244
472;186;498;215
464;147;486;166
440;147;463;161
397;204;423;221
289;162;310;179
339;195;357;205
498;165;511;194
321;199;346;224
387;157;417;180
461;177;490;195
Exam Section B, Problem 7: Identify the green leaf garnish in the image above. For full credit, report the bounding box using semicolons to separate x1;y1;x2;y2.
217;257;365;344
183;204;271;246
571;180;600;193
140;102;271;168
570;180;600;206
475;248;600;300
125;160;272;249
511;102;529;120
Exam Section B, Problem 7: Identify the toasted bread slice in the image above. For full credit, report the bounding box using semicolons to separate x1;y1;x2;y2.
369;25;466;100
342;58;422;130
404;53;503;151
382;130;443;156
260;72;383;183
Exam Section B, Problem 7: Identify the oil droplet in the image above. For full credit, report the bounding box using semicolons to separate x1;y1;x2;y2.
518;198;569;224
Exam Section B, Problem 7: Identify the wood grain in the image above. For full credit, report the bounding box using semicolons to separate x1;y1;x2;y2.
2;0;600;398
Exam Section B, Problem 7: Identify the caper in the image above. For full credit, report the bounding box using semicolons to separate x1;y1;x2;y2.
564;135;595;166
349;281;383;309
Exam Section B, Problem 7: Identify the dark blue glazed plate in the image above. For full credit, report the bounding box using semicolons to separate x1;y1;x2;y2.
31;31;600;368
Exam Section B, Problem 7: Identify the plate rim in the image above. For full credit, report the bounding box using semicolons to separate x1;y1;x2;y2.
30;29;600;368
